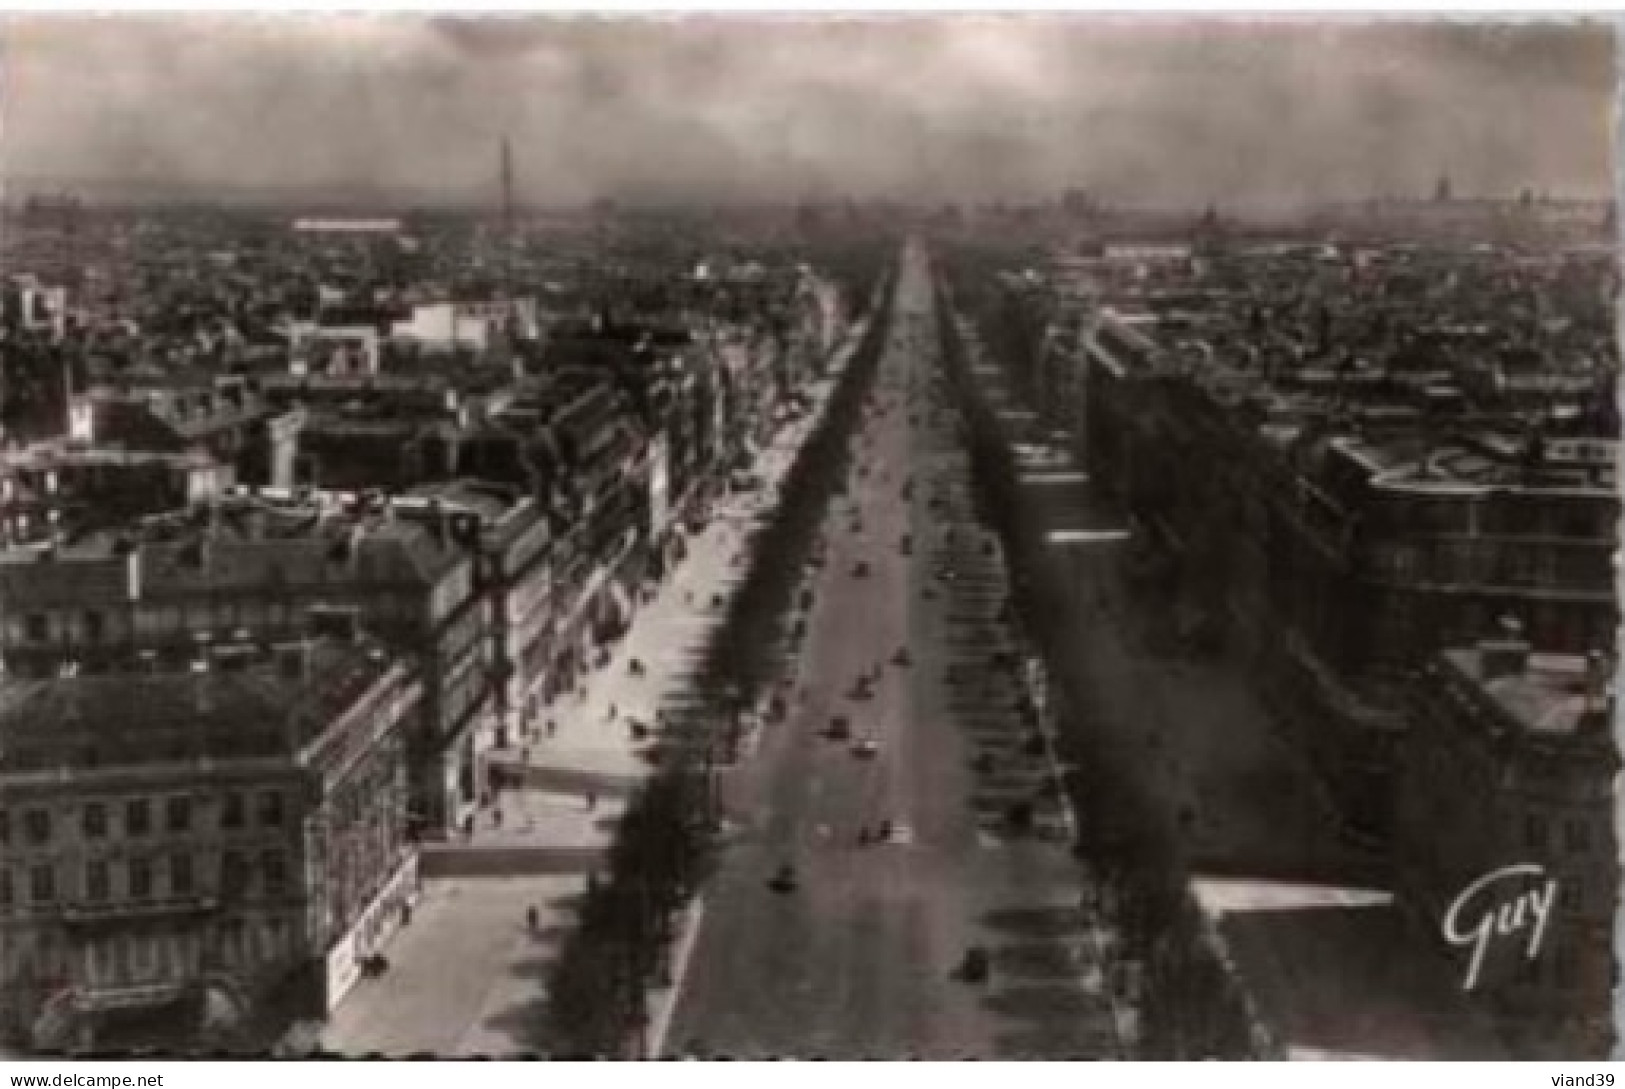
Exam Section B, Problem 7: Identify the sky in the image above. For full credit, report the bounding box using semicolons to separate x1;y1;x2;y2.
0;15;1616;210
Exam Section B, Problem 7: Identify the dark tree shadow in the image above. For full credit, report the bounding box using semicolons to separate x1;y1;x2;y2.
981;983;1102;1019
991;941;1084;982
980;905;1086;937
476;995;553;1054
993;1027;1113;1060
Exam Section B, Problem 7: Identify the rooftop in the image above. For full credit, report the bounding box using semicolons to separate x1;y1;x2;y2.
0;493;470;607
1194;876;1509;1060
1440;644;1612;738
1088;315;1616;499
402;480;532;537
0;440;220;473
0;635;404;774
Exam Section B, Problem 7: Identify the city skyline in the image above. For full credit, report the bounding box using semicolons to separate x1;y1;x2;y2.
0;16;1615;210
0;13;1616;1062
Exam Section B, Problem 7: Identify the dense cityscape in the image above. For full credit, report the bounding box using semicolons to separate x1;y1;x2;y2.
0;16;1616;1064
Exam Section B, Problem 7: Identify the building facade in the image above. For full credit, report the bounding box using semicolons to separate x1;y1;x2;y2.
1067;308;1618;841
1396;628;1616;1058
0;494;489;836
400;481;552;788
0;634;421;1052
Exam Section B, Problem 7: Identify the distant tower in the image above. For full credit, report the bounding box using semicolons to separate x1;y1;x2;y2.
1435;173;1453;203
63;191;79;290
500;137;514;301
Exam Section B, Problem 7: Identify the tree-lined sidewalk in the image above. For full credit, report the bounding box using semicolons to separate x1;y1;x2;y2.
537;262;902;1058
935;276;1271;1061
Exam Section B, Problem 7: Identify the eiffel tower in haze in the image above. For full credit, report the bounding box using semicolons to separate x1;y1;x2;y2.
500;136;514;303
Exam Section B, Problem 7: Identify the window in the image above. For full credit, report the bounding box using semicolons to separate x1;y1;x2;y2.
267;917;289;958
128;858;152;901
29;865;54;904
261;850;287;897
0;810;9;846
125;799;150;837
0;870;12;907
1556;947;1578;990
130;935;151;978
24;614;46;642
165;797;191;834
1559;507;1599;540
169;854;193;897
1563;819;1592;853
257;790;284;829
1523;813;1549;850
110;936;131;984
221;792;245;830
85;859;109;903
83;611;104;644
82;803;107;840
221;852;248;900
23;809;50;846
219;921;245;967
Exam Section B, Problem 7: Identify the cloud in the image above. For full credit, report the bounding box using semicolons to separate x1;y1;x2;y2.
0;15;1613;208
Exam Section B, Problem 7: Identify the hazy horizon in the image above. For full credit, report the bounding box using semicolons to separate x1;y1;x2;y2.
1;16;1615;211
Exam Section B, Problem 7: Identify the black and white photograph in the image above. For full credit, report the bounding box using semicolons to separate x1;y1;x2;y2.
0;12;1617;1064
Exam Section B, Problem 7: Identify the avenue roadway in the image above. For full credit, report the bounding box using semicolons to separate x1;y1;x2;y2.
663;243;1123;1059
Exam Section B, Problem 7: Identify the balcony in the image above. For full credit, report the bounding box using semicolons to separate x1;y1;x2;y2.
71;980;188;1015
1365;538;1613;596
60;893;221;926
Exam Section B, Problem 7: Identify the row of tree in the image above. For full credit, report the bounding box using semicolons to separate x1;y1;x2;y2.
541;770;713;1057
540;262;901;1057
933;274;1273;1061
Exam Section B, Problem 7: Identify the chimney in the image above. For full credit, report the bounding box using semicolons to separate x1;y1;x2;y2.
1579;690;1615;736
277;640;311;682
192;657;213;714
428;499;448;547
327;524;363;566
1577;648;1616;736
1583;648;1612;704
308;604;360;643
1479;615;1531;680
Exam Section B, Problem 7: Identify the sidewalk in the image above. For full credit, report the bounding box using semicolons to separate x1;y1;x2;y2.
494;383;837;794
479;316;866;838
317;316;867;1057
319;875;581;1057
964;321;1500;1060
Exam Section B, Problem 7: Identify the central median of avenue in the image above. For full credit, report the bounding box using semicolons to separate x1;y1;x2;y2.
931;274;1275;1061
537;255;903;1058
